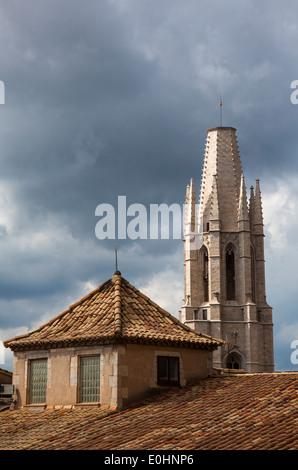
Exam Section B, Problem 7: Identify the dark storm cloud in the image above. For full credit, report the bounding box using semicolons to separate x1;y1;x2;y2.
0;0;298;371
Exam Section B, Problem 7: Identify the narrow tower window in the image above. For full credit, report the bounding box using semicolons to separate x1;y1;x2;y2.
226;244;235;300
203;247;209;302
251;246;256;303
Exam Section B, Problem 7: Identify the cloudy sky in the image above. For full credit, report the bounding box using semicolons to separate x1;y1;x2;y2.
0;0;298;371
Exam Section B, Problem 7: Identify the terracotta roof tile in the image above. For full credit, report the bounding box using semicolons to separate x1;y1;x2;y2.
4;273;223;351
0;373;297;450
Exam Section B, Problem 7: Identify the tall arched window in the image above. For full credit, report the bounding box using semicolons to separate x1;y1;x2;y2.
251;246;256;303
226;244;235;300
202;246;209;302
226;352;242;370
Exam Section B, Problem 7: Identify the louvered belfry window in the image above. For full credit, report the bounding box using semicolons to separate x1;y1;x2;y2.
29;359;47;404
80;356;100;403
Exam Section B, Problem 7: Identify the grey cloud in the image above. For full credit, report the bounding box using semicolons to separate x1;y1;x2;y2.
0;0;298;371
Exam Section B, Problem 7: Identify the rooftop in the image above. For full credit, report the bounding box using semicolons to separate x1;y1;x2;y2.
0;372;297;450
4;272;222;351
206;126;237;133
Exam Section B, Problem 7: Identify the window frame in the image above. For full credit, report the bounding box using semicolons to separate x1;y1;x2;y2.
226;352;242;370
157;355;180;387
203;247;209;302
78;355;101;404
28;358;48;405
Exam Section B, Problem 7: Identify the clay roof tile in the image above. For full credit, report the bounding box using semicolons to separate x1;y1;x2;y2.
4;273;223;352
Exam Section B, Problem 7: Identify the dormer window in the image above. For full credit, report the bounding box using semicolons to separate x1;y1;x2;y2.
157;356;180;386
80;356;100;403
29;359;47;404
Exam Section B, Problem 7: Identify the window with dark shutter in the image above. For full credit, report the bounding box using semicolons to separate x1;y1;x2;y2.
157;356;180;386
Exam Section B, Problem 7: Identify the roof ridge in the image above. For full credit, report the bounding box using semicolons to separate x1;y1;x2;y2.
3;278;113;347
113;272;122;336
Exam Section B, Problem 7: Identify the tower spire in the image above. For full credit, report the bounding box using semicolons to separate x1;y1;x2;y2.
184;178;197;236
238;174;249;225
199;127;242;232
249;185;255;229
182;178;199;309
180;125;273;374
254;178;264;228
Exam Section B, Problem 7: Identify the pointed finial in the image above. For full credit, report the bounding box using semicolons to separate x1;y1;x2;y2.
219;91;223;127
249;185;255;228
114;244;121;275
254;178;263;226
184;178;197;237
185;183;190;203
238;174;249;222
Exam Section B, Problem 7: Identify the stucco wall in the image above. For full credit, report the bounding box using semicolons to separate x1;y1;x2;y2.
12;343;212;409
118;343;212;408
12;344;119;408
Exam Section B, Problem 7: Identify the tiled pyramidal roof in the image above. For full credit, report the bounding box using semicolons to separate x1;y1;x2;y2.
4;272;223;351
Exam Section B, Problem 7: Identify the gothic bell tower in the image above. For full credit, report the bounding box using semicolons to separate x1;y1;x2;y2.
179;127;274;373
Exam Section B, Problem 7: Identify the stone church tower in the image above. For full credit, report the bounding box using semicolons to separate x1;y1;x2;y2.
179;126;274;373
